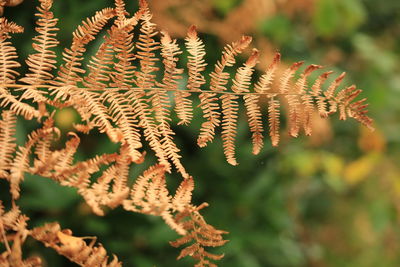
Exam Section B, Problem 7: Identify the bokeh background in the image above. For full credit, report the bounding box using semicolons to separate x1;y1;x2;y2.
2;0;400;266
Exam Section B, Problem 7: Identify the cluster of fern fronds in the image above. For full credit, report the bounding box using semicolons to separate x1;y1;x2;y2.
0;0;372;266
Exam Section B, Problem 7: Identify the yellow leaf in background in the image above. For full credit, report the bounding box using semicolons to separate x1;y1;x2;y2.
321;153;344;177
291;151;318;177
321;153;346;191
343;154;380;185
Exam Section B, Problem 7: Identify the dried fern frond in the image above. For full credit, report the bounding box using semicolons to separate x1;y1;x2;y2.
31;222;121;267
157;31;188;177
51;7;115;99
197;35;252;148
170;204;228;266
9;117;58;199
0;0;375;265
124;1;170;169
0;110;16;179
19;0;59;114
123;164;187;234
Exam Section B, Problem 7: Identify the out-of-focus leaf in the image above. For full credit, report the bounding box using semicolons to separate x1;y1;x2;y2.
313;0;366;37
313;0;339;37
353;33;397;75
343;153;380;185
259;15;292;45
212;0;242;16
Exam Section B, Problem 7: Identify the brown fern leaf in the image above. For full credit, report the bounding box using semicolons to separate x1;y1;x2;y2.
268;97;280;147
296;64;322;136
99;17;144;162
311;71;333;118
180;25;207;126
239;49;264;155
0;88;41;119
105;91;142;161
186;25;207;92
31;121;61;176
0;110;16;179
280;61;304;137
334;85;374;130
220;94;239;165
123;164;169;214
109;6;143;89
197;35;252;147
19;0;58;114
155;31;188;177
114;0;129;21
0;19;41;120
79;145;132;216
57;153;118;189
0;17;23;84
51;132;80;175
123;164;186;234
221;49;259;165
170;205;228;266
9;117;57;199
31;222;122;267
126;1;170;169
51;7;115;100
254;52;281;94
172;176;195;212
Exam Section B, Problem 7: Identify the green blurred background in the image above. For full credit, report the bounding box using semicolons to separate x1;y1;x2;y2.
3;0;400;266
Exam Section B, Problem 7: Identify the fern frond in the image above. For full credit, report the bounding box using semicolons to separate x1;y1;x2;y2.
156;31;188;177
58;153;118;189
52;7;115;99
9;117;57;199
311;71;333;118
170;206;228;266
79;145;131;216
185;25;207;92
19;0;58;112
172;177;194;212
268;97;280;147
280;61;304;137
123;164;187;234
0;88;41;119
237;49;264;155
31;222;122;267
109;15;138;89
105;92;142;161
0;110;16;179
197;36;251;147
125;2;170;169
52;133;80;175
220;49;259;165
158;31;189;126
297;65;322;135
254;52;281;93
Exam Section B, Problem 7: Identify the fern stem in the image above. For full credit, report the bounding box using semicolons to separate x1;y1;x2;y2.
4;84;305;96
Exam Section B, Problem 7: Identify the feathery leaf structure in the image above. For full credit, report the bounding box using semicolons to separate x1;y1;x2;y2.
0;0;373;265
170;204;228;267
31;222;122;267
0;110;16;179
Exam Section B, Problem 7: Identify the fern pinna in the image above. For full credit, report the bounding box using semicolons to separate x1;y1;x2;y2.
0;0;373;266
